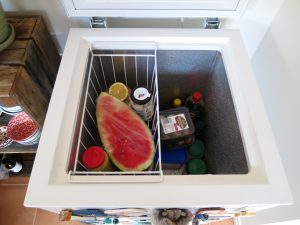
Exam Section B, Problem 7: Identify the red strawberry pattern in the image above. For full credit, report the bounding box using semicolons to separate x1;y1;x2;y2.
7;112;38;141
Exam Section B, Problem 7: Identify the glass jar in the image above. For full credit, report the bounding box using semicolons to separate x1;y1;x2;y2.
129;86;154;121
82;146;113;171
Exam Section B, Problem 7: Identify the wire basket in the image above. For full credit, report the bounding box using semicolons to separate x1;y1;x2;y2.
67;43;162;183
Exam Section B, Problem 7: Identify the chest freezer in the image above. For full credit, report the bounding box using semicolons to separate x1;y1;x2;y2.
24;0;291;216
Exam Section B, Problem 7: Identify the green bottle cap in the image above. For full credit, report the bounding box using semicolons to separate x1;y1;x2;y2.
189;140;205;157
188;159;207;174
104;218;112;224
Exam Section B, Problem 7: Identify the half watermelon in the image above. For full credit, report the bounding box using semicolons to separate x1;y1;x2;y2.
96;92;155;171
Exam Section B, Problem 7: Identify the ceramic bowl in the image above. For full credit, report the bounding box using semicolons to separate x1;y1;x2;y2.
0;23;15;52
16;128;41;145
0;3;9;43
0;105;23;116
0;23;9;43
7;112;39;142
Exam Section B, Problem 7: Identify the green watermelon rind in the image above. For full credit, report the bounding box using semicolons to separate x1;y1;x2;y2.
96;92;155;172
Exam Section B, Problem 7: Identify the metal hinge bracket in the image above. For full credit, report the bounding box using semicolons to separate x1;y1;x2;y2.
204;17;221;29
90;17;107;28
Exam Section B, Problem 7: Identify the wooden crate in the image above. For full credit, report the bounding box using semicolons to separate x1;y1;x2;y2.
0;15;60;128
0;65;48;127
0;39;54;102
7;15;61;81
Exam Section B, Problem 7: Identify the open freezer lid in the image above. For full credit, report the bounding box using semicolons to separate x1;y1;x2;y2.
61;0;250;18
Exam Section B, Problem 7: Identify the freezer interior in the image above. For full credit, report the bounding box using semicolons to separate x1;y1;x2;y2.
157;50;248;174
67;47;248;179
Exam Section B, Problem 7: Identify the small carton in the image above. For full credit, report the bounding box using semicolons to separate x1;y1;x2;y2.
159;107;195;149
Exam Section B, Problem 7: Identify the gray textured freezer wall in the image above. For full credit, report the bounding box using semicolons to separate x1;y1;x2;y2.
157;50;248;174
203;53;248;174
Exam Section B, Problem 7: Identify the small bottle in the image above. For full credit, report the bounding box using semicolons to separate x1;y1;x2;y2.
188;140;205;158
82;146;112;171
113;218;119;224
2;157;23;173
185;91;204;120
173;98;182;108
129;86;154;121
194;120;205;139
187;159;207;174
104;218;112;224
194;214;209;222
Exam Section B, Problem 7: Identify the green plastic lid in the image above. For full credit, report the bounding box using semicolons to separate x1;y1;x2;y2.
188;159;207;174
0;24;15;52
188;140;205;157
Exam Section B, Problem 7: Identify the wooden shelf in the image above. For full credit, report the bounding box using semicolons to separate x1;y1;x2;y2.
0;144;37;154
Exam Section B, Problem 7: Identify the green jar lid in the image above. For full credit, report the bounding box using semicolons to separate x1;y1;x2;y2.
188;139;205;157
188;159;207;174
0;24;15;52
104;218;112;224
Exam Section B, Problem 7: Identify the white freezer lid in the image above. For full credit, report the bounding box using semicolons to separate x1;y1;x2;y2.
61;0;250;18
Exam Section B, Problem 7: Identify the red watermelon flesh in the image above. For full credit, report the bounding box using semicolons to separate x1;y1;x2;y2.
96;92;155;171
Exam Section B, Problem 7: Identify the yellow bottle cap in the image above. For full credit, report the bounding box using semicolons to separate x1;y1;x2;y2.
173;98;182;107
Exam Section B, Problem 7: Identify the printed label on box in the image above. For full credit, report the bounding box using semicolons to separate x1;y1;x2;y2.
160;113;189;134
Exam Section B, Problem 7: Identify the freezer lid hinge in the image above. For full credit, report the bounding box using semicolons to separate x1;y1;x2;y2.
90;17;107;28
204;17;221;29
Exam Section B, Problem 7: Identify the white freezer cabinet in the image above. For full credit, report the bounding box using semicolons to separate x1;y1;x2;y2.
25;29;291;211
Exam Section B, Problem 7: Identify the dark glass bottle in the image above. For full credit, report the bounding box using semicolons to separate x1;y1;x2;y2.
194;120;205;139
187;159;207;174
185;91;204;120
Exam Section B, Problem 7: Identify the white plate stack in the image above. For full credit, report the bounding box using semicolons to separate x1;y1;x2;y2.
0;105;23;116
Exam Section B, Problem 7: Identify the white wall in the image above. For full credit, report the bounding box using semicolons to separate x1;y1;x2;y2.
1;0;283;58
242;0;300;224
1;0;90;52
